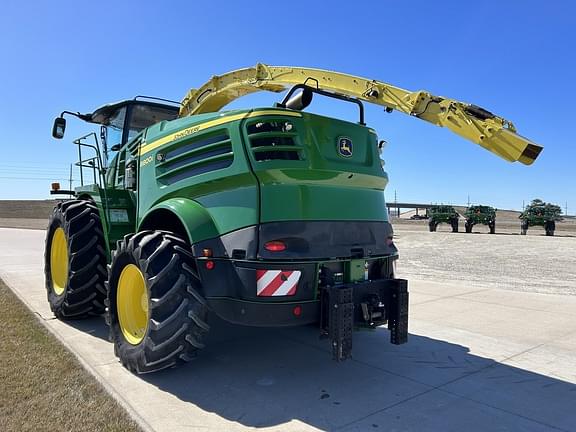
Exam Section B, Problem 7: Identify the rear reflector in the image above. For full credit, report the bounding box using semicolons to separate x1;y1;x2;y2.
264;240;286;252
256;269;301;296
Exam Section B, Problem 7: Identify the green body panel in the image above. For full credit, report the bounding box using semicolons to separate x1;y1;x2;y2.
246;112;388;222
428;205;459;224
465;205;496;225
519;199;563;227
136;110;260;240
346;260;367;283
142;198;220;241
135;108;389;242
75;107;390;255
74;184;137;256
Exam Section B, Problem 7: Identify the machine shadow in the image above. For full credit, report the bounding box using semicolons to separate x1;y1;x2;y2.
62;315;109;341
141;316;576;431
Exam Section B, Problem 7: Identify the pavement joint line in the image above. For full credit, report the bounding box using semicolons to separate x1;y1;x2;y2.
411;287;576;317
435;384;570;432
450;298;576;316
408;288;492;306
337;344;570;432
0;226;45;231
440;293;576;316
333;386;438;431
1;276;157;432
406;276;576;297
279;330;443;390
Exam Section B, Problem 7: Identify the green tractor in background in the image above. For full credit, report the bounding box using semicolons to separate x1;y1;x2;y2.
519;199;562;236
44;64;542;373
428;205;460;233
464;205;497;234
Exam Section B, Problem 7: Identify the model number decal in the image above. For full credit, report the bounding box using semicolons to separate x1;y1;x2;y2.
140;156;153;167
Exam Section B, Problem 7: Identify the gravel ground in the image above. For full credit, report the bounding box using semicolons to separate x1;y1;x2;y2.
0;218;47;230
394;224;576;296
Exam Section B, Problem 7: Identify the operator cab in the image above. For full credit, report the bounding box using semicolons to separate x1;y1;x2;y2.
52;96;180;154
51;97;180;191
91;98;180;151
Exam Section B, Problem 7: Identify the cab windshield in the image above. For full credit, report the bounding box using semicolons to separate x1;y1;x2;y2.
105;107;127;147
104;103;179;148
127;104;179;141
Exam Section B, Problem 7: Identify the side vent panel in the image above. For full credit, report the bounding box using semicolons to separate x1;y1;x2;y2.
247;120;303;162
155;131;233;184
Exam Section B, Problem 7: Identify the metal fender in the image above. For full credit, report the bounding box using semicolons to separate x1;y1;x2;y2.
139;198;219;244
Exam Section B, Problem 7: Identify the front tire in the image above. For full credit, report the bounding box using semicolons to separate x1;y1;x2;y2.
106;231;209;374
44;200;107;319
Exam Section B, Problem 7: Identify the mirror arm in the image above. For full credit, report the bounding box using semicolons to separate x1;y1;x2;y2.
60;111;92;122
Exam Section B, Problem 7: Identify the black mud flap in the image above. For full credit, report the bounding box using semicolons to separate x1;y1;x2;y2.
388;279;409;345
322;286;354;361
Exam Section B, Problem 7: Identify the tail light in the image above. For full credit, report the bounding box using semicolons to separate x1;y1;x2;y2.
264;240;286;252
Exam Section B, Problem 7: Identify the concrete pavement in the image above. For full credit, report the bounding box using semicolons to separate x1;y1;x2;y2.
1;227;575;431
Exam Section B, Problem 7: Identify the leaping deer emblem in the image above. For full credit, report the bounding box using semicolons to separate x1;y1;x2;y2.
339;137;353;157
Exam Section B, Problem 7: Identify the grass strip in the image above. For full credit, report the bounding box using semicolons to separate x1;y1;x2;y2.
0;278;142;432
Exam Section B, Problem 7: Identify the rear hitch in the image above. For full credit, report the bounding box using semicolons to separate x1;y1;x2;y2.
319;274;409;361
387;279;409;345
321;285;354;361
360;294;387;328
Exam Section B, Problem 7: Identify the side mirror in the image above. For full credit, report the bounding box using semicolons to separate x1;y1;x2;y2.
52;117;66;139
378;140;387;155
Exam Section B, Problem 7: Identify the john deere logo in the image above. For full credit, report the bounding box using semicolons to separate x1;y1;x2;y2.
338;137;353;157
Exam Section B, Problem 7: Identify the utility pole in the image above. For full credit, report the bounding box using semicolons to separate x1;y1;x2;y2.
467;194;470;207
566;201;568;216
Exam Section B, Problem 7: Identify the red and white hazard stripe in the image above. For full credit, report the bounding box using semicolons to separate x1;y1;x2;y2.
256;270;301;297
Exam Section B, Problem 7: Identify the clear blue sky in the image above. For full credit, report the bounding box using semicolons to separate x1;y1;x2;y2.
0;1;574;212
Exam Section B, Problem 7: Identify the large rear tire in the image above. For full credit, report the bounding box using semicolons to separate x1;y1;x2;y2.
106;231;209;374
44;200;107;319
451;219;459;233
489;221;496;234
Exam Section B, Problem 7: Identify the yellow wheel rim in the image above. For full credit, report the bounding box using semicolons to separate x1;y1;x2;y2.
50;227;68;296
117;264;149;345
